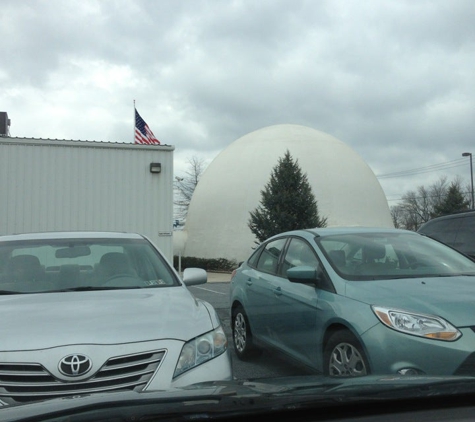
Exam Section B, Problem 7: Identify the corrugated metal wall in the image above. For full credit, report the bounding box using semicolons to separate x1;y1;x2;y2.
0;138;174;261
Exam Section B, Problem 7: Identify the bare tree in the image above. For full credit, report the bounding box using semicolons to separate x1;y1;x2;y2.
390;205;405;229
400;186;433;231
174;156;207;220
390;176;470;231
429;176;451;211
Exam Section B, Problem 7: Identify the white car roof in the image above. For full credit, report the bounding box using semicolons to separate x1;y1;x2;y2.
0;231;145;242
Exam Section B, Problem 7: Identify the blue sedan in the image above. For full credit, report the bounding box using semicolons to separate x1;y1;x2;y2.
230;227;475;377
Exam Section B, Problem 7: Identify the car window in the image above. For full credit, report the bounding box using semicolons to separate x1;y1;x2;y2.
419;217;463;246
0;238;179;292
318;232;475;280
247;246;262;268
281;237;320;273
454;216;475;258
13;244;124;270
318;239;351;271
255;238;287;275
127;242;177;285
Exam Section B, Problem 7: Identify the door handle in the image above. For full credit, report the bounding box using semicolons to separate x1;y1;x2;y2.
274;286;282;296
246;278;252;286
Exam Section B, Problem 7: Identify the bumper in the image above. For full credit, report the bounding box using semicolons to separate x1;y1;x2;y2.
362;325;475;375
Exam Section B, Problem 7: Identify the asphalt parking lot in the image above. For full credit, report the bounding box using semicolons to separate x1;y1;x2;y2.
189;273;313;380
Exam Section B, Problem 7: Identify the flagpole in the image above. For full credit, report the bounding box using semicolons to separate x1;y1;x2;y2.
133;99;135;143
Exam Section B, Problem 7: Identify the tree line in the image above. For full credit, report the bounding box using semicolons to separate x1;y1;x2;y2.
390;176;471;231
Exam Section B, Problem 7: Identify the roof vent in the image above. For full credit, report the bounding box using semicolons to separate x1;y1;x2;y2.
0;112;11;136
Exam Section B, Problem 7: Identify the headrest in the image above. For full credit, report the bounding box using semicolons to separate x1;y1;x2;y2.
363;243;386;260
99;252;133;276
329;250;346;266
7;255;41;271
100;252;128;267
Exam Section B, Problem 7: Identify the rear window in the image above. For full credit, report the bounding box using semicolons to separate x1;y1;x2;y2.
454;216;475;257
419;214;475;258
419;217;463;245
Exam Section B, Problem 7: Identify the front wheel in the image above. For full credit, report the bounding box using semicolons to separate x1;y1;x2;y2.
323;330;370;377
232;306;261;360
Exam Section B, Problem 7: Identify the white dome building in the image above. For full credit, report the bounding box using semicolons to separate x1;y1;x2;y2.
175;124;393;263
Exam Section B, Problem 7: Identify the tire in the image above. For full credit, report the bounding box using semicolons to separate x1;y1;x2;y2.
232;306;261;360
323;330;370;377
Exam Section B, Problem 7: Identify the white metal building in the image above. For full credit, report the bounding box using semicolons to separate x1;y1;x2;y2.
0;137;175;261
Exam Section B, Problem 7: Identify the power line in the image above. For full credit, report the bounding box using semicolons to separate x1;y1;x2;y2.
378;158;472;204
385;184;473;204
376;158;467;179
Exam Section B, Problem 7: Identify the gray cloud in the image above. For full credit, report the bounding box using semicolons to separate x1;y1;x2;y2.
1;0;474;203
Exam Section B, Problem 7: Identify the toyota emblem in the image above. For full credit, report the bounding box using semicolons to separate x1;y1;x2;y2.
58;354;92;377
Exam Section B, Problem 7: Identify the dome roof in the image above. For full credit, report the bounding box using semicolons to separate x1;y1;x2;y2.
180;124;393;262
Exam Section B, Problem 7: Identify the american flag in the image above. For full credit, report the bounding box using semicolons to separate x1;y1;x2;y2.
135;109;160;145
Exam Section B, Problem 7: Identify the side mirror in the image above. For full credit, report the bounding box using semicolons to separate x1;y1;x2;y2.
182;268;208;286
287;266;318;284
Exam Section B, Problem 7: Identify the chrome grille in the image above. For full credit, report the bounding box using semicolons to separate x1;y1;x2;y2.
0;350;165;403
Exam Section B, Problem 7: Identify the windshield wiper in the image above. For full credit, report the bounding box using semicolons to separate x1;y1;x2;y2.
52;286;160;293
50;286;142;293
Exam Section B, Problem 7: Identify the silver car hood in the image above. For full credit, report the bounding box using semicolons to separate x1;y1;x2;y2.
0;287;214;351
346;275;475;327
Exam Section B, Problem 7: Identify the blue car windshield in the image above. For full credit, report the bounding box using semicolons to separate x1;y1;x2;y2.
317;232;475;281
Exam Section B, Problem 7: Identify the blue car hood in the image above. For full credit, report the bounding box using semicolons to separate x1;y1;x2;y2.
345;275;475;327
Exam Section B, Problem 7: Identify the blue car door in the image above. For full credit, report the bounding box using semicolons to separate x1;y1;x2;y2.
244;238;287;340
269;237;321;368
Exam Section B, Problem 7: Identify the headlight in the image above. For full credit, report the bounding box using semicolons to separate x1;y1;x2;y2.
372;306;461;341
174;326;228;378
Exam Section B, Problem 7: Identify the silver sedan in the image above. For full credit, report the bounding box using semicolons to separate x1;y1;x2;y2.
0;231;232;405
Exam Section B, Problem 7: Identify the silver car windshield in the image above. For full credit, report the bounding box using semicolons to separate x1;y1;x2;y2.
317;232;475;281
0;238;179;293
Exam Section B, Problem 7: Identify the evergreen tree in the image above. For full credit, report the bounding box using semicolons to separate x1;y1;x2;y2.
433;181;470;217
248;150;326;243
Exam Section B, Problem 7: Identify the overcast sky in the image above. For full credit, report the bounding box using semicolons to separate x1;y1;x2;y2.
2;0;474;206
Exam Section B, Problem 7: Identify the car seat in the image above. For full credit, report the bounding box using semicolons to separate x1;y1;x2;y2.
5;255;44;283
97;252;137;281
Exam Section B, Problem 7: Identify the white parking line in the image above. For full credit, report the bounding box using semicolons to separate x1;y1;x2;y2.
192;286;227;295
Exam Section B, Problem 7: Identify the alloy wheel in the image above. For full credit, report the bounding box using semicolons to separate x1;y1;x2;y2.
233;312;247;354
329;342;368;376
